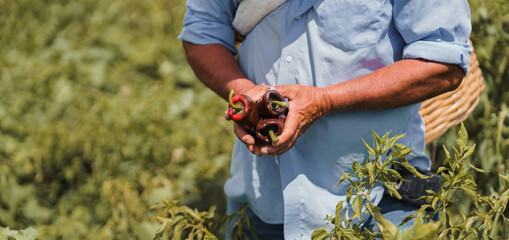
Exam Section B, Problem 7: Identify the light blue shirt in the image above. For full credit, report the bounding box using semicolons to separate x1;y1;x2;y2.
179;0;471;239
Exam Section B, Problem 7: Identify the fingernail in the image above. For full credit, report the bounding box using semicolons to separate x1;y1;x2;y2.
261;148;268;155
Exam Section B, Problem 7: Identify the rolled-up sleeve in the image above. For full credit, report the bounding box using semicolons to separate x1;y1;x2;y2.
178;0;238;53
393;0;472;74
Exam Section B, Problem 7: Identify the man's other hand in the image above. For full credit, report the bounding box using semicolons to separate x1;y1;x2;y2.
258;85;330;156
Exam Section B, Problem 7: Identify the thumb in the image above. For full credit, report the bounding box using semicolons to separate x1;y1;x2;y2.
274;85;296;100
274;111;301;147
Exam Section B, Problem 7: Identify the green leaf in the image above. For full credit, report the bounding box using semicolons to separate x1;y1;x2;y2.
389;133;405;148
363;139;375;158
372;131;382;146
394;143;407;149
436;166;449;174
456;123;468;150
460;187;479;201
383;182;402;199
464;216;477;233
367;162;375;184
399;162;430;179
410;221;441;240
246;215;258;240
392;147;414;160
365;203;398;238
432;197;439;211
500;173;509;183
205;205;216;219
385;168;404;181
172;222;184;240
203;228;218;240
336;172;352;187
311;227;329;240
346;186;354;202
335;201;344;228
442;145;451;164
437;228;449;239
504;218;509;240
339;228;360;239
463;144;476;159
342;203;349;226
381;132;390;147
470;226;481;239
398;214;416;227
352;196;363;220
499;174;509;194
466;163;487;173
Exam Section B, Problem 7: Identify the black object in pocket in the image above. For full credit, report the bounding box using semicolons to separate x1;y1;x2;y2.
384;168;443;208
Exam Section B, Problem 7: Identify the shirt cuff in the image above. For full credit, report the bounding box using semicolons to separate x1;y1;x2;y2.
178;20;237;54
402;41;472;75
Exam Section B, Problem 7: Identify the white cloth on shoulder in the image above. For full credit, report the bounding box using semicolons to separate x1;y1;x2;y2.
232;0;288;36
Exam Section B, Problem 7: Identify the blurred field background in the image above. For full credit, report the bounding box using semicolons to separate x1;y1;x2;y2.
0;0;507;239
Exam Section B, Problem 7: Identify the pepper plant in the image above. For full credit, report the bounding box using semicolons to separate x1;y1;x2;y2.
153;200;257;240
0;227;37;240
157;124;509;239
311;124;509;240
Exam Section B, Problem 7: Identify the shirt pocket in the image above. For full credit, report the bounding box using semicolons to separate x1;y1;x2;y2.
314;0;385;51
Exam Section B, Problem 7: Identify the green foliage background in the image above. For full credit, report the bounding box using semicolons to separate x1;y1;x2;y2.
436;0;509;202
0;0;507;239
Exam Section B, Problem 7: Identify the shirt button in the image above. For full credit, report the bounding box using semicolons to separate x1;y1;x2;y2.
286;56;293;63
296;15;301;19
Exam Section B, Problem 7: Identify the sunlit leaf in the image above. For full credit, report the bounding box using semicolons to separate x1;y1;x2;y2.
456;123;468;150
409;221;440;240
311;227;329;240
363;139;375;158
382;183;402;199
352;197;363;220
335;201;344;228
365;203;398;238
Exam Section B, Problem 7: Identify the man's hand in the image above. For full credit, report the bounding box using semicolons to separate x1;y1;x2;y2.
225;85;270;156
256;85;330;156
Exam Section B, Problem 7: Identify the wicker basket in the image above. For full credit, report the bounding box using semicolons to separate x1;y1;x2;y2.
419;41;485;144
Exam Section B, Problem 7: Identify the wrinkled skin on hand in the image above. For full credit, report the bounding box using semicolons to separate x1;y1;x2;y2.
227;84;330;156
259;85;329;156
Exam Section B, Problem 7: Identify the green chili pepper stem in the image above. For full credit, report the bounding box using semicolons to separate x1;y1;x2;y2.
268;129;279;143
229;89;244;111
270;100;287;108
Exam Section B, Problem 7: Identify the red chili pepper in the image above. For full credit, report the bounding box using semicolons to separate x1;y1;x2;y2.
228;90;259;128
256;115;286;143
258;90;288;118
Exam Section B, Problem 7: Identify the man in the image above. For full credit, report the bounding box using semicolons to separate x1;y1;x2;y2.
179;0;471;239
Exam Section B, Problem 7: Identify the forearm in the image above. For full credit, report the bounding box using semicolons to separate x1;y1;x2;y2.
182;41;255;100
322;59;465;114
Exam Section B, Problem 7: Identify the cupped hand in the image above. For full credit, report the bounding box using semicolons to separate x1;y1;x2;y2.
258;84;331;156
225;84;271;156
